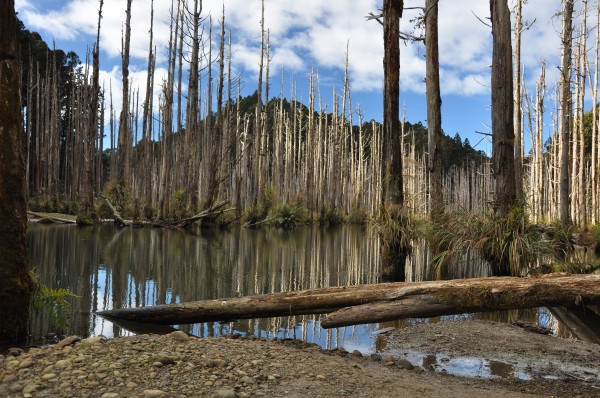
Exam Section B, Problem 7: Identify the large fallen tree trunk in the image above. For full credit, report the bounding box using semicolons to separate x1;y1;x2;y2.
96;274;600;326
96;274;600;327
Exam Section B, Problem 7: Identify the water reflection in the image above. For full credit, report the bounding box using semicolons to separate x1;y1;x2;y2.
27;224;583;358
28;224;381;350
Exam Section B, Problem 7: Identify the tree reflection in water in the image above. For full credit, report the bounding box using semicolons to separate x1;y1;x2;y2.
27;224;574;353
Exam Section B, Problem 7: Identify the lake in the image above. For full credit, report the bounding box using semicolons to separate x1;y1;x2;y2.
27;223;576;355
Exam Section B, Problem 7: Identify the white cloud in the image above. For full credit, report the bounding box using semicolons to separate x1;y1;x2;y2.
15;0;585;111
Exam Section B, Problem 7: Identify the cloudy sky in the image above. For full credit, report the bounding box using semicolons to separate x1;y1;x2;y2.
15;0;598;153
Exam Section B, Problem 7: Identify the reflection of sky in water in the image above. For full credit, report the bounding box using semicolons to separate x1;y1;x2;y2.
396;351;533;380
27;224;591;366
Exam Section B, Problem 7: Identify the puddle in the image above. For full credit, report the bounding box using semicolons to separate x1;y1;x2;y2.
392;350;533;380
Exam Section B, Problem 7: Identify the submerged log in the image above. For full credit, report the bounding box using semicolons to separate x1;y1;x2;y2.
96;274;600;328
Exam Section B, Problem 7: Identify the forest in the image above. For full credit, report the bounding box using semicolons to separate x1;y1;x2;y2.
16;0;600;277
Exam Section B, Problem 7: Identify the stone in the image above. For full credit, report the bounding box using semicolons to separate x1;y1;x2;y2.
215;389;236;398
143;389;167;397
7;347;24;357
55;359;71;369
3;374;18;383
81;336;107;346
8;383;23;393
167;331;189;341
396;359;415;370
126;382;138;388
42;373;57;380
18;359;33;369
352;350;363;357
240;375;256;385
22;383;39;394
101;394;119;398
55;335;81;348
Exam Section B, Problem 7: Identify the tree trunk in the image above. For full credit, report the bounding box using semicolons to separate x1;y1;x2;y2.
559;0;574;224
513;0;524;201
322;274;600;327
382;0;404;208
78;0;103;225
490;0;516;217
96;274;600;328
0;0;35;342
117;0;132;188
425;0;443;220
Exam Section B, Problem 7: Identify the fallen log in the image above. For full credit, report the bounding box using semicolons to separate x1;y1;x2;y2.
27;211;77;224
320;273;600;328
102;197;234;228
96;274;600;327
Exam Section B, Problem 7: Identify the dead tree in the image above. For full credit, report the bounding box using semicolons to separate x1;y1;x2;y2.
117;0;133;188
490;0;516;217
559;0;574;225
425;0;443;220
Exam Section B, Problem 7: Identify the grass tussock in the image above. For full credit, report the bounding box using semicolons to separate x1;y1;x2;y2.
429;206;571;277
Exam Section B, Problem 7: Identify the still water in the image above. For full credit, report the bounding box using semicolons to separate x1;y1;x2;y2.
27;223;574;358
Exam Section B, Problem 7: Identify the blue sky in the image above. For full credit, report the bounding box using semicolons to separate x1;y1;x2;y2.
15;0;598;154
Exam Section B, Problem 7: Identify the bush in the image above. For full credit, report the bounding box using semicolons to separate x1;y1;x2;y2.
319;207;344;226
273;203;308;229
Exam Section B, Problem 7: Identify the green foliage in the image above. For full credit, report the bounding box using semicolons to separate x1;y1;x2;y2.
347;206;370;225
170;190;189;221
30;272;79;333
272;203;308;229
377;206;423;254
319;207;344;226
245;187;278;226
429;206;570;277
590;225;600;247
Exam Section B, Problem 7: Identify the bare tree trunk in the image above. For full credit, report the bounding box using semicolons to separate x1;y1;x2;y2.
490;0;516;217
513;0;524;201
204;6;226;210
79;0;103;224
425;0;443;220
117;0;132;190
141;0;154;201
185;0;201;210
382;0;404;208
592;1;600;225
253;0;265;206
559;0;574;224
0;0;35;342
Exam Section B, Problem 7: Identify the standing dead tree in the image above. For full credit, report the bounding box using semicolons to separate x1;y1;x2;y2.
490;0;516;217
425;0;443;221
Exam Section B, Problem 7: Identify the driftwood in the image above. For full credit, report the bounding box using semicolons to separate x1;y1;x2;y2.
27;211;77;224
96;274;600;328
102;197;233;228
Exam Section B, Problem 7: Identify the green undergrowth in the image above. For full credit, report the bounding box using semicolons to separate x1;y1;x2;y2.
428;206;575;277
30;271;79;333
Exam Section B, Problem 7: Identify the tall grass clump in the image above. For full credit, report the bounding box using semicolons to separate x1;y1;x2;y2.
429;206;561;277
377;205;423;280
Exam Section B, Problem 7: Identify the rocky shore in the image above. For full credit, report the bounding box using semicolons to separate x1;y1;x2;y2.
1;322;599;397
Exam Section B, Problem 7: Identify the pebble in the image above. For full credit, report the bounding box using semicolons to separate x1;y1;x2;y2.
168;331;189;341
55;359;71;369
56;335;81;348
101;393;119;398
397;359;415;370
215;389;236;398
143;389;167;397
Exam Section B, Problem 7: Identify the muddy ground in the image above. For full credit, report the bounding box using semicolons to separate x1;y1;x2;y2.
1;319;600;397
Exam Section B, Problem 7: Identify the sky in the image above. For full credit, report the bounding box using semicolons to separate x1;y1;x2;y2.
14;0;599;154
